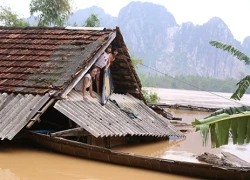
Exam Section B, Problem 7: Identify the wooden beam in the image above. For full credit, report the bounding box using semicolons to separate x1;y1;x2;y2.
50;127;90;137
26;93;50;121
222;152;250;167
60;31;117;98
26;98;56;128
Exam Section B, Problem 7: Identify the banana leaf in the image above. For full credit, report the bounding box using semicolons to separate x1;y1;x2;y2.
209;41;250;64
192;107;250;148
205;106;250;118
209;41;250;100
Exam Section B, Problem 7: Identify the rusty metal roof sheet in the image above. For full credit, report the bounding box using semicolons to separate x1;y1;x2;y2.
0;93;50;140
0;26;114;95
54;90;184;138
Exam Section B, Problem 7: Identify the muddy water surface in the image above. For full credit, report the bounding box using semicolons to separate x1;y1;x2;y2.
0;142;197;180
115;109;250;163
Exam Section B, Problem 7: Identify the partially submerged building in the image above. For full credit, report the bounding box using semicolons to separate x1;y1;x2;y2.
0;26;184;148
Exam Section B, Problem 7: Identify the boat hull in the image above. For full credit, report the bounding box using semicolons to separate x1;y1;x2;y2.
23;131;250;180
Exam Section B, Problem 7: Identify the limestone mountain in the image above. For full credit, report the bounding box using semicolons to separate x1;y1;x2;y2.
116;2;248;79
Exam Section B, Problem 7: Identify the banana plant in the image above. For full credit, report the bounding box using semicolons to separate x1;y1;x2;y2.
192;41;250;147
209;41;250;100
192;106;250;148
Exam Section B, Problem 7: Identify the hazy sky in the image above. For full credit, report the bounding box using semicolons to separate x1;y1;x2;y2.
2;0;250;42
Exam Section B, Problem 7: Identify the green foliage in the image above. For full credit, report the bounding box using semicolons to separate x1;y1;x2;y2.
142;89;159;103
72;22;78;27
131;57;143;69
130;54;159;103
0;6;29;26
85;14;100;27
210;41;250;100
210;41;250;65
192;106;250;148
139;73;152;87
231;75;250;100
139;73;244;94
192;41;250;148
30;0;72;26
130;51;143;69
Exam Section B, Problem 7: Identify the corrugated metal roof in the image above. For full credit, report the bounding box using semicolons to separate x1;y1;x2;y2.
54;91;184;138
0;93;50;140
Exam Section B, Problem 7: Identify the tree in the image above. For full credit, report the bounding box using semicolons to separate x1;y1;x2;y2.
30;0;72;26
192;41;250;148
85;14;100;27
0;6;29;26
130;51;143;69
130;53;159;103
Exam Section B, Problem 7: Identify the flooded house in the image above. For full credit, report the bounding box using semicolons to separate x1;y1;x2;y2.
0;26;184;148
2;26;250;179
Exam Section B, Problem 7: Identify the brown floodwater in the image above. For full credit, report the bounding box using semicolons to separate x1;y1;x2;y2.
0;141;197;180
1;88;250;179
115;109;250;163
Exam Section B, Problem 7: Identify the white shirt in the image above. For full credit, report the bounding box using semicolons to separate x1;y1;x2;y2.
74;73;92;91
95;52;110;68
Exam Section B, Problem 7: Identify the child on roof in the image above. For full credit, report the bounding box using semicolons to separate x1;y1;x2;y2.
94;45;112;94
94;45;119;94
74;66;98;101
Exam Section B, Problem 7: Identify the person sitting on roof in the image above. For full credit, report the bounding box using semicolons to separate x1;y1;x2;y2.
74;66;98;101
94;44;112;94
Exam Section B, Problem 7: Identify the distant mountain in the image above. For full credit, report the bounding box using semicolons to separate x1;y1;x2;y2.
25;2;250;79
117;2;177;57
115;2;248;79
156;17;245;78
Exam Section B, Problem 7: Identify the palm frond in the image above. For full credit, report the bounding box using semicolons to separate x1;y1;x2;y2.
192;108;250;148
209;41;250;65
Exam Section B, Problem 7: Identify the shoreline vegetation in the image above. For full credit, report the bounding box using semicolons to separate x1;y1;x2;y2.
139;73;250;94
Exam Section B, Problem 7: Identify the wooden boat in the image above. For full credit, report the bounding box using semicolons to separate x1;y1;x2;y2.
22;130;250;180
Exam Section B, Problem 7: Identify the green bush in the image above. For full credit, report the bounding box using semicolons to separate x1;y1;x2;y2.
142;89;159;103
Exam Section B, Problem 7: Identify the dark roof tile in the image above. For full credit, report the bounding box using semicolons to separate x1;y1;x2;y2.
0;26;143;99
0;27;113;95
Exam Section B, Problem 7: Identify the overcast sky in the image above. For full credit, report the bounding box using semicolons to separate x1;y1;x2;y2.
2;0;250;43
